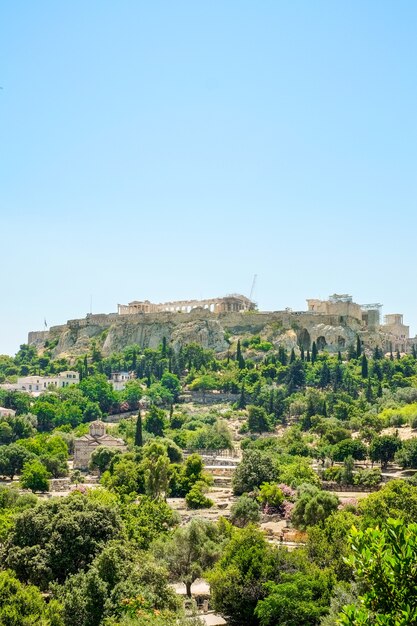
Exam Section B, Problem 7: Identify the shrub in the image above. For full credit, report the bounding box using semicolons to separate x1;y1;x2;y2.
230;495;261;527
185;480;214;509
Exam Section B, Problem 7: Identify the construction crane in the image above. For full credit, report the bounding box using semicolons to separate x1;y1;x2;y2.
249;274;257;302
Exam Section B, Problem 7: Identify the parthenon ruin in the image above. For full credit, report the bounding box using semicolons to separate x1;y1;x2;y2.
117;294;256;315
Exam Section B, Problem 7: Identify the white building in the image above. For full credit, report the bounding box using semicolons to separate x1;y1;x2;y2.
15;371;80;394
110;371;131;391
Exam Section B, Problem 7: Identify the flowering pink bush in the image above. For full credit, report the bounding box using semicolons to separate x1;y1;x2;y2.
277;484;296;499
282;501;295;520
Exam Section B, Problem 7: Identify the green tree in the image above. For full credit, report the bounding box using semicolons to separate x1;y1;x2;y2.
395;438;417;468
102;457;142;496
331;439;367;462
82;402;102;423
258;483;284;509
20;459;50;492
89;446;121;475
123;380;143;411
144;406;166;437
286;360;306;393
230;495;261;527
292;484;339;530
311;341;318;364
236;340;245;369
255;571;333;626
247;405;272;433
160;372;181;401
153;518;220;597
208;525;282;626
142;442;171;499
0;443;33;480
358;479;417;528
0;570;63;626
237;384;247;409
79;374;117;413
134;411;143;447
369;434;401;469
232;450;278;495
338;518;417;625
361;354;368;378
185;480;213;509
4;493;122;589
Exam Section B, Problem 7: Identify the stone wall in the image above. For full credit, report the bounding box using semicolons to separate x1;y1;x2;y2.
28;308;393;358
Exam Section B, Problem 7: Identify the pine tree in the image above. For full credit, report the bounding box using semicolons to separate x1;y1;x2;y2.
356;336;362;358
311;341;318;364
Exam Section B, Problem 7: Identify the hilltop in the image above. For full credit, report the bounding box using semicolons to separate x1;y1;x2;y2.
27;293;414;360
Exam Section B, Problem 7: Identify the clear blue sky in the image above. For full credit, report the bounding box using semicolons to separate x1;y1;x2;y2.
1;1;416;355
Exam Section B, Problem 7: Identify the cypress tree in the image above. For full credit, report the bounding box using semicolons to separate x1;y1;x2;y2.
237;385;246;410
396;350;401;360
337;351;342;362
306;349;311;363
412;345;417;359
161;336;167;358
319;362;330;388
356;336;362;358
347;344;356;360
300;346;305;361
290;348;296;364
278;346;288;366
83;355;88;378
373;346;382;360
322;400;327;417
361;354;368;378
365;379;373;402
134;411;143;447
236;340;245;369
311;341;318;364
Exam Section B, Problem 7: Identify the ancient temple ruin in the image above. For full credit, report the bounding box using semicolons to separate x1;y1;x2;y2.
118;294;256;315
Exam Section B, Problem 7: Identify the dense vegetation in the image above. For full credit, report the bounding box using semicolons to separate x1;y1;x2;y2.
1;335;417;624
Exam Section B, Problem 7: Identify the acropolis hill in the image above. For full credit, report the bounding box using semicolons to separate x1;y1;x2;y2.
28;294;415;359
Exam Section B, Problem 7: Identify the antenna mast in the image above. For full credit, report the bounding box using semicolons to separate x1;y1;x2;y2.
249;274;257;301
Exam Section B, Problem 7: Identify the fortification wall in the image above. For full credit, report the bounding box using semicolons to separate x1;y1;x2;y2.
27;330;49;347
27;308;379;358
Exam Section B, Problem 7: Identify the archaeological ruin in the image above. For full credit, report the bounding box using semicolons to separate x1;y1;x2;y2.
28;293;416;358
117;294;256;315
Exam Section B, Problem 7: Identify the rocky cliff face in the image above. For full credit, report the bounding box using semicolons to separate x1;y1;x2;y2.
28;309;385;359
